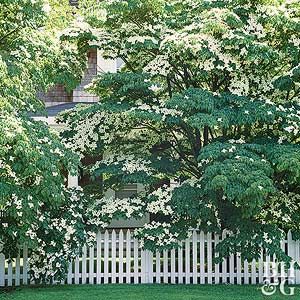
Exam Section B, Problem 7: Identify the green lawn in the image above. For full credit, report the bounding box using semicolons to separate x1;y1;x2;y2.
0;284;299;300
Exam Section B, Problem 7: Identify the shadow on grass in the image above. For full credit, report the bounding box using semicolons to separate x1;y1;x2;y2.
1;284;299;300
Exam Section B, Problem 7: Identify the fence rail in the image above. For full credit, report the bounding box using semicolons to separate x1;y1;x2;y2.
1;230;299;286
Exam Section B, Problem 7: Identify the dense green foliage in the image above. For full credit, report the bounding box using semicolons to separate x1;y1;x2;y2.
0;0;96;281
0;0;86;112
60;0;300;263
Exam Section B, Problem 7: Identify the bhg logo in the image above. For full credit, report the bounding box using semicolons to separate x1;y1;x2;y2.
261;262;296;296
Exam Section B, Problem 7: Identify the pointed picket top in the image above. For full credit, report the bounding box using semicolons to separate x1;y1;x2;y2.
126;229;131;241
287;230;293;242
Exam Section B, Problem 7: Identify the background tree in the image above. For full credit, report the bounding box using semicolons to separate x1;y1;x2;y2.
60;0;300;263
0;0;97;281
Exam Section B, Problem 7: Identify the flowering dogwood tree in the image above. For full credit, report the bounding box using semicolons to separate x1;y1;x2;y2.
60;0;300;263
0;0;100;281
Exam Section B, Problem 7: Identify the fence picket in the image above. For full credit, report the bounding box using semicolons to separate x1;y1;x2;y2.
244;260;249;284
0;253;4;286
214;234;220;284
207;232;213;284
280;239;286;281
156;251;161;283
23;246;28;285
199;231;205;284
265;253;270;284
133;238;139;284
67;260;72;284
7;261;12;286
229;250;234;284
96;232;101;284
258;249;263;284
185;238;190;284
89;244;94;284
141;250;146;284
163;250;168;283
126;230;131;283
15;253;20;286
171;249;176;284
236;253;242;284
82;245;87;284
119;230;124;283
251;259;256;284
148;250;153;284
287;231;295;284
178;242;183;284
192;231;197;284
272;255;278;284
221;231;227;284
295;240;300;284
104;230;109;284
111;230;116;284
75;256;80;284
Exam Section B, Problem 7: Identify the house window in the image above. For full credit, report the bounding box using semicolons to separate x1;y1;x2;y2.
79;155;103;195
115;184;138;199
108;184;150;228
116;58;125;72
69;0;78;7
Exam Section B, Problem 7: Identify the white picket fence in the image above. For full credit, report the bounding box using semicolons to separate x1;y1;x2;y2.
1;230;300;287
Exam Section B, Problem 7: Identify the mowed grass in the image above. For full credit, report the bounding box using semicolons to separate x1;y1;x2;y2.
1;284;300;300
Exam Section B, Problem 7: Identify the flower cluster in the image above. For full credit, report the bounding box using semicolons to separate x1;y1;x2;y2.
146;185;174;215
26;188;95;281
134;221;180;250
88;195;145;221
92;154;154;176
